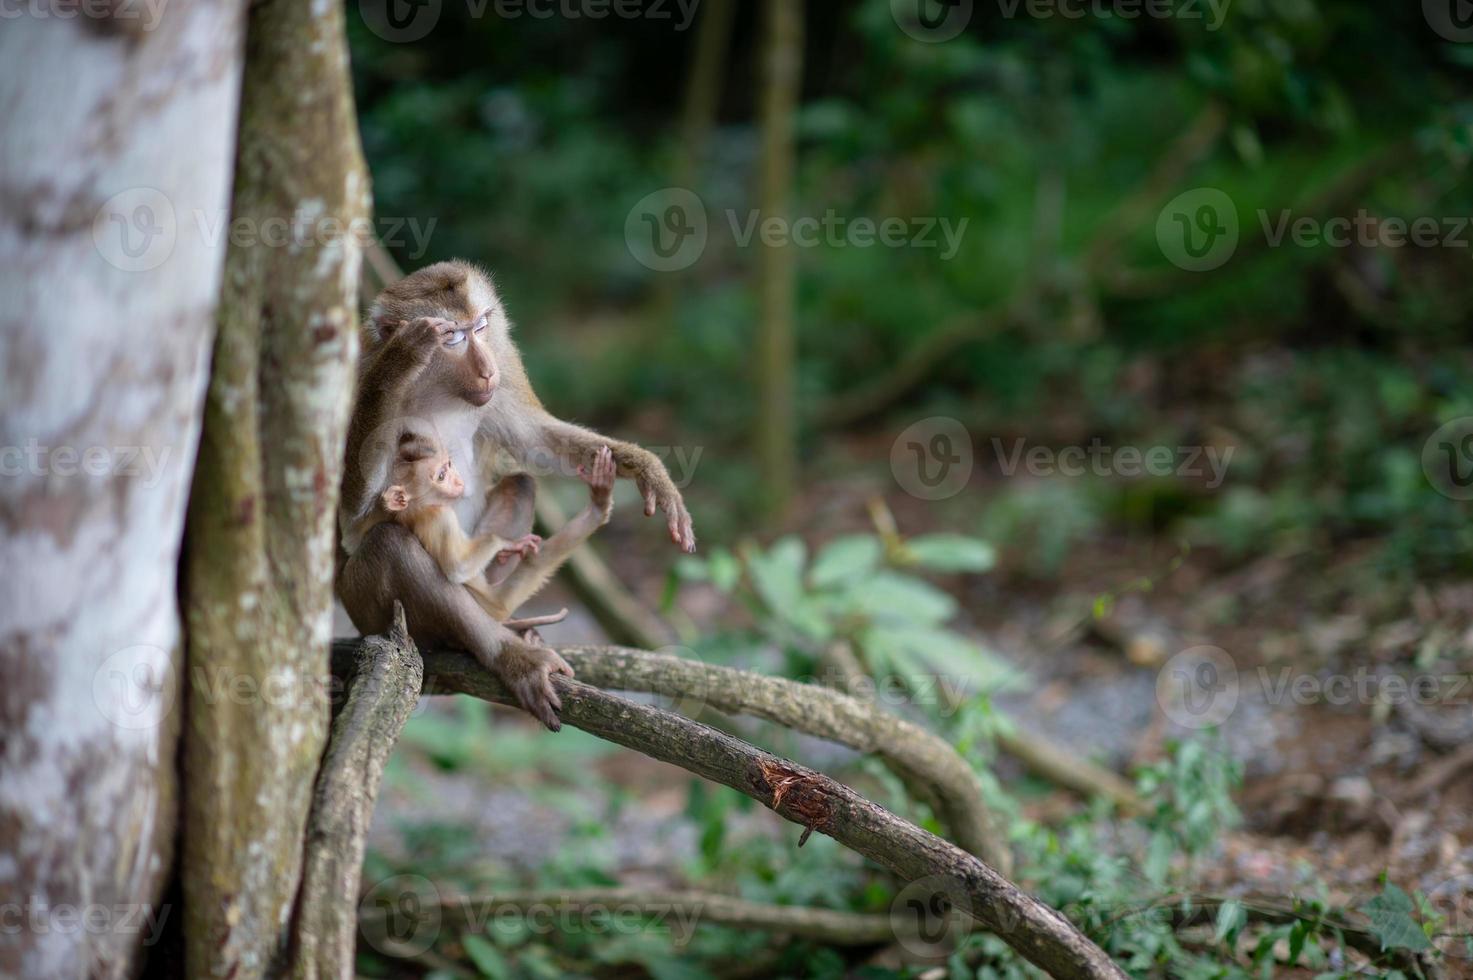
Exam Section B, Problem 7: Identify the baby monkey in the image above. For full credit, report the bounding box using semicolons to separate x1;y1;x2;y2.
380;431;617;631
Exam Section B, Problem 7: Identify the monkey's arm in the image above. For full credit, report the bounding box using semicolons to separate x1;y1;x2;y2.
476;445;615;617
419;510;536;586
340;320;449;525
522;414;695;553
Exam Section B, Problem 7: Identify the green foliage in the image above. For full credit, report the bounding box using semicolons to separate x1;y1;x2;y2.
677;531;1019;703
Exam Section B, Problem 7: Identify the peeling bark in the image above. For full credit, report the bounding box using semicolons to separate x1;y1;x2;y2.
181;0;369;973
0;3;246;977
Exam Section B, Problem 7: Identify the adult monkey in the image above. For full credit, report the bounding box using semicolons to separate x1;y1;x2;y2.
338;260;695;730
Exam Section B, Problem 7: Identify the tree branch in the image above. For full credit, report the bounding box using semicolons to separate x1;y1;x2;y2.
554;645;1014;873
331;642;1127;979
292;605;422;979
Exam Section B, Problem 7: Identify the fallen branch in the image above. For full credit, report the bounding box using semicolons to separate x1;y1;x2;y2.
292;605;422;979
364;886;906;946
332;643;1128;978
994;727;1142;816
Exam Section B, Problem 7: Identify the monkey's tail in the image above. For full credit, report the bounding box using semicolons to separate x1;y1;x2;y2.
501;608;570;630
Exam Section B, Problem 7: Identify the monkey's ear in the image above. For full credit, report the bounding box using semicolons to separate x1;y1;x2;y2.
381;486;410;512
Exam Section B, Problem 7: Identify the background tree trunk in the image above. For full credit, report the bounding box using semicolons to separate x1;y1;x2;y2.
181;0;369;972
755;0;803;515
0;4;246;978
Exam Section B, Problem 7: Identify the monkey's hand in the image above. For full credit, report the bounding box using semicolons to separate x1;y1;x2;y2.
494;533;542;563
494;641;573;731
629;452;695;553
388;316;456;365
576;445;617;520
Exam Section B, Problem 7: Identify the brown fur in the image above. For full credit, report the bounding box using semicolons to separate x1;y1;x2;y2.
336;261;693;730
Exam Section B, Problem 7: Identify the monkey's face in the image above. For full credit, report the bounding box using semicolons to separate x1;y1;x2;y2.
416;452;465;501
427;309;499;408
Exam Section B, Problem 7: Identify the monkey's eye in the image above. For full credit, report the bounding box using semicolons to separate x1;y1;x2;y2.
444;329;467;348
473;314;488;334
436;464;448;482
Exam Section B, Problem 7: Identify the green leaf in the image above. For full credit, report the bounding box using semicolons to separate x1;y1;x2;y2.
746;537;807;620
810;534;882;588
903;534;997;573
707;548;742;593
462;933;511;979
837;572;957;626
1287;918;1310;965
1361;883;1432;952
1213;899;1245;944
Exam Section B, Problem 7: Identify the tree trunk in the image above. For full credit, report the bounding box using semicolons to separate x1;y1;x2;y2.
755;0;802;515
0;4;246;978
180;0;370;972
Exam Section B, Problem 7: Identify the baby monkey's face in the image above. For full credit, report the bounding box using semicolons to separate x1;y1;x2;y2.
382;437;467;515
414;451;465;501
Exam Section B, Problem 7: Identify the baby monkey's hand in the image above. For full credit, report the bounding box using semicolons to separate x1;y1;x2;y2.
578;445;616;519
494;533;542;563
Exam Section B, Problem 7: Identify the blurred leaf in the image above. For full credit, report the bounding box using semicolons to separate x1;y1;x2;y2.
902;534;997;573
837;572;957;627
1361;884;1432;952
462;933;511;979
810;534;883;588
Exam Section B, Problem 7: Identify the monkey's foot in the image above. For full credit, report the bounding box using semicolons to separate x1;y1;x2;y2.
496;642;573;732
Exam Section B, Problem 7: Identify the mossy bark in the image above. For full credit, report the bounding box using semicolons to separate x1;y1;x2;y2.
181;0;369;973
